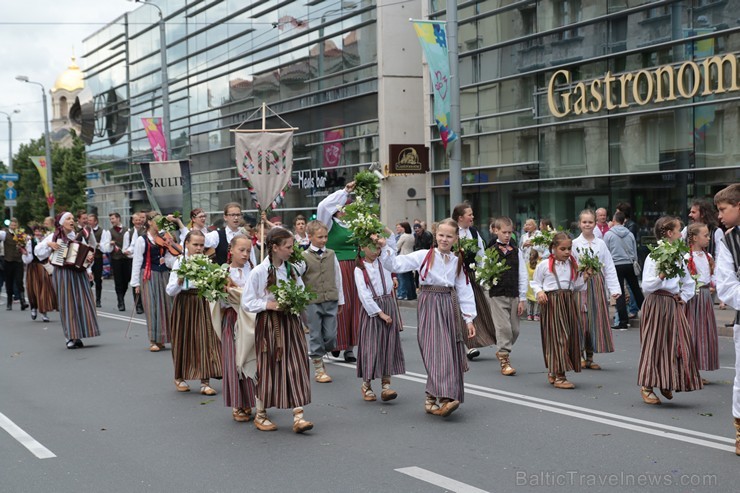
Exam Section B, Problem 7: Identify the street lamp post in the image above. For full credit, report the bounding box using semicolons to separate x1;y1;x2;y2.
0;109;20;217
132;0;171;157
15;76;54;217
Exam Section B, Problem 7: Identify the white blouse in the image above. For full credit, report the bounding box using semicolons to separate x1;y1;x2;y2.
204;226;245;249
229;264;252;289
129;234;177;287
641;254;695;303
241;257;305;314
572;235;621;296
379;246;476;323
354;259;394;317
531;259;587;295
690;250;715;285
716;233;740;311
34;231;94;273
317;187;350;232
21;239;34;264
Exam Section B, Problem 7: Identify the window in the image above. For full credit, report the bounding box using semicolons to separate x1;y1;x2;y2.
558;129;585;167
557;0;581;40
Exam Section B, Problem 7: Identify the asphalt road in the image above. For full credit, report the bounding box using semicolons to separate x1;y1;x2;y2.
1;281;738;493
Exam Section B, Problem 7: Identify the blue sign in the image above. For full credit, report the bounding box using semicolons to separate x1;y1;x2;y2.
0;173;19;181
5;187;17;200
86;172;100;180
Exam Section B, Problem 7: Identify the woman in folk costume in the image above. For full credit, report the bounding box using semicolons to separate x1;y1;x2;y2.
354;243;405;403
638;216;701;405
685;222;719;383
572;209;621;370
22;225;57;323
166;230;222;395
130;212;176;352
452;203;496;361
34;212;99;349
377;218;476;417
212;234;257;422
241;227;313;433
317;181;360;362
531;232;587;389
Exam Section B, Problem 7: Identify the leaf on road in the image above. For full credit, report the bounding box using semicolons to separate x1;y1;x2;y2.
698;412;713;417
200;399;215;405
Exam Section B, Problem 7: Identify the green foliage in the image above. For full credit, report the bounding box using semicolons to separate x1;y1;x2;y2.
353;170;380;201
176;253;231;302
268;278;317;315
576;246;603;274
475;247;511;290
647;239;690;279
341;196;388;248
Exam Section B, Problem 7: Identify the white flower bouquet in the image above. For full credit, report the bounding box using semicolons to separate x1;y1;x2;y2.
340;196;388;248
475;247;511;290
530;226;556;248
176;253;230;302
268;278;317;315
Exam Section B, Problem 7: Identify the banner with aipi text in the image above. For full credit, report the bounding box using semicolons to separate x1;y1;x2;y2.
235;131;294;212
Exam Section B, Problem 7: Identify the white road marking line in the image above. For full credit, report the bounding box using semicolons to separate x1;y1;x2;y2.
395;467;489;493
97;312;146;325
0;412;56;459
328;362;735;452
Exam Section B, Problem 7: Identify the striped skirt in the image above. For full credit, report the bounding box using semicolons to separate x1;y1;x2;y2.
540;290;581;374
140;270;172;344
334;259;361;351
466;277;497;348
53;267;100;340
26;262;57;313
170;291;222;381
356;293;406;380
579;272;614;353
417;285;468;402
685;287;719;371
637;290;703;392
255;310;311;409
221;308;257;408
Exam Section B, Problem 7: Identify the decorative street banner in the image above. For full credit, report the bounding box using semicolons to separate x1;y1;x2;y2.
141;117;168;161
29;156;55;207
138;159;192;215
235;131;294;212
412;20;458;149
323;129;343;168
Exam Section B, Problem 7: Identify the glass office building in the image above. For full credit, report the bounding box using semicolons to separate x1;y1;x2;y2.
81;0;427;225
426;0;739;244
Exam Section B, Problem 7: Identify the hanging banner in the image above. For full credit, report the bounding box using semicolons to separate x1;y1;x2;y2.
138;159;192;215
235;131;294;212
141;117;168;161
412;20;458;149
323;129;343;168
29;156;55;207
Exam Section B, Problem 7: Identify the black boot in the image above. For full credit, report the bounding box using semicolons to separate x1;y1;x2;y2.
20;298;28;311
96;289;102;308
117;294;125;312
134;293;144;314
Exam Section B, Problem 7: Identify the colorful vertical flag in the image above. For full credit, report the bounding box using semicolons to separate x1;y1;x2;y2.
412;20;458;149
322;129;343;168
141;117;168;161
30;156;55;207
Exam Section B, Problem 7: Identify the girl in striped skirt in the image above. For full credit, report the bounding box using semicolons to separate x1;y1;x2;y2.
23;225;57;322
572;209;621;370
638;217;701;405
166;230;223;395
241;228;313;434
531;233;587;389
377;218;476;417
130;212;176;352
686;222;719;382
354;244;405;402
220;234;257;422
34;212;99;349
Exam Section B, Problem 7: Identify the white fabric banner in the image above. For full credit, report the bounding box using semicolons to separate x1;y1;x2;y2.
235;132;294;211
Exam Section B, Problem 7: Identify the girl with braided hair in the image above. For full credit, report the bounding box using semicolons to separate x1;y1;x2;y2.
376;218;476;418
241;227;313;433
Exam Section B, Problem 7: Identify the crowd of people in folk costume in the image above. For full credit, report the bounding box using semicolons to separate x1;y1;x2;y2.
2;183;740;452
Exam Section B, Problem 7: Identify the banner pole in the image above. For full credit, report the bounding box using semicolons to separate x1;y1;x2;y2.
260;220;265;262
261;102;266;131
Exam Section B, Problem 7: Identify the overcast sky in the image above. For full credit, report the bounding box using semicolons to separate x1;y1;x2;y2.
0;1;138;160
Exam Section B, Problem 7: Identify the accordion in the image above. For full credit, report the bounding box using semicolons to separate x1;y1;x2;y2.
49;240;94;272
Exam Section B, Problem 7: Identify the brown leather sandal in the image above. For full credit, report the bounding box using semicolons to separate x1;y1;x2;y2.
640;387;661;405
361;382;377;402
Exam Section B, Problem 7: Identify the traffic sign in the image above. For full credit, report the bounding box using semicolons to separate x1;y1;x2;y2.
4;199;16;206
86;172;100;180
5;187;17;200
0;173;18;181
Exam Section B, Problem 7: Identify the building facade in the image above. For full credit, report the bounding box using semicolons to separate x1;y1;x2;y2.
425;0;739;245
81;0;426;227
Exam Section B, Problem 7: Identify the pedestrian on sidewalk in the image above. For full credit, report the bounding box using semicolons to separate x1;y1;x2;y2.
531;232;587;389
637;216;701;406
604;211;644;329
166;230;223;396
713;183;740;455
686;222;719;383
355;243;405;403
572;209;621;370
376;218;476;418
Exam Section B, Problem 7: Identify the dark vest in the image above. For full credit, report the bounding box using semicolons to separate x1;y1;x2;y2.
215;229;229;265
144;238;170;272
93;227;104;258
487;239;520;298
4;229;20;263
110;227;126;260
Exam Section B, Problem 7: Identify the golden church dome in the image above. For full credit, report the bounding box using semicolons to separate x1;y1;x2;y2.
52;57;84;92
